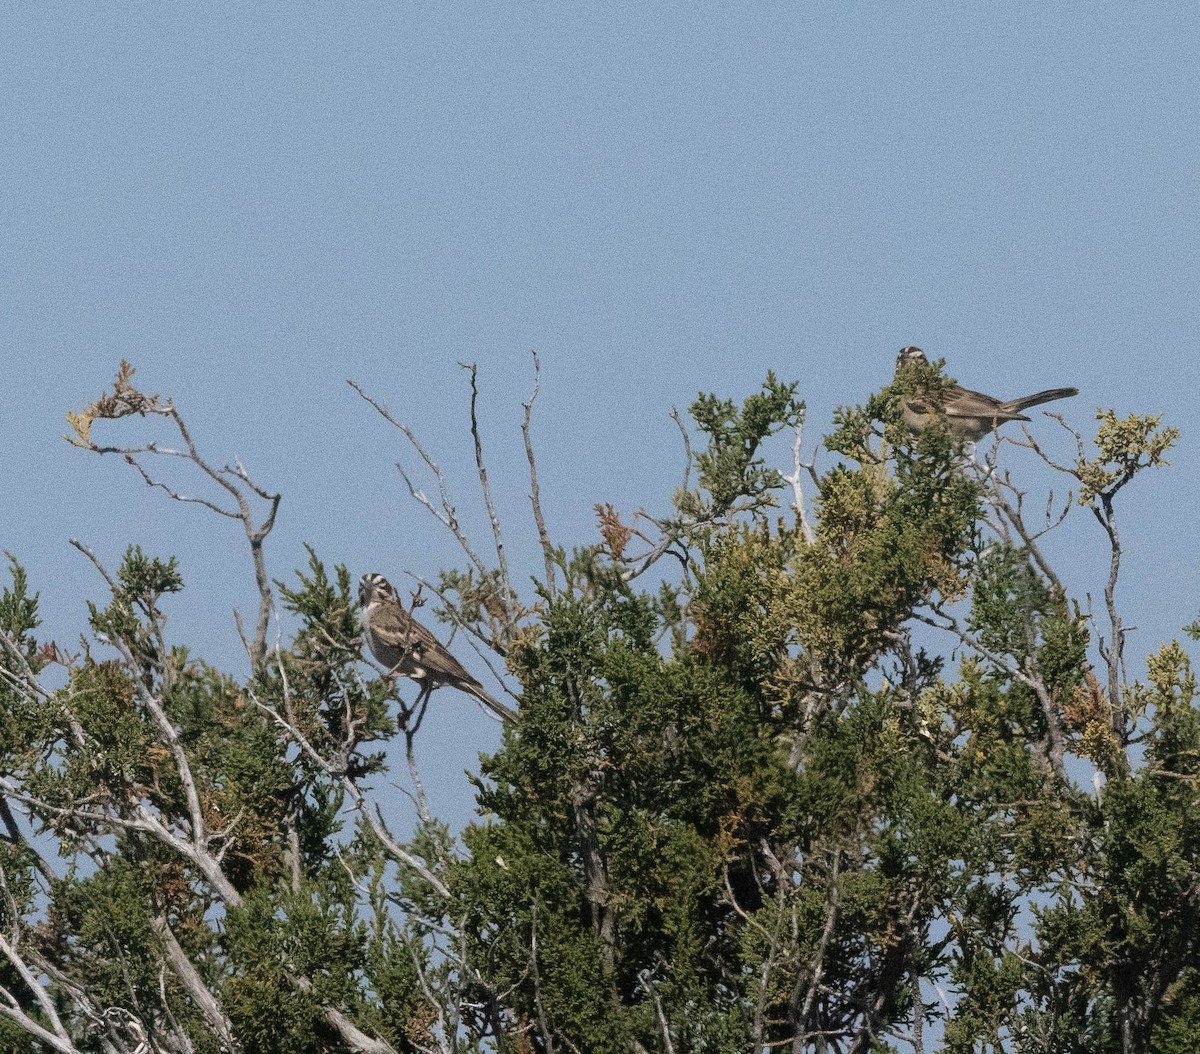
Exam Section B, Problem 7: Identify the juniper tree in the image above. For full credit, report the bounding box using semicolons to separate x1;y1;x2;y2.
0;358;1191;1054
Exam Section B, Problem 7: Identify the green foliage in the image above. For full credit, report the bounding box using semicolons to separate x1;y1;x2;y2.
447;373;1199;1053
47;859;161;1008
680;371;804;519
273;546;395;776
0;556;41;663
223;882;367;1053
1075;409;1179;505
0;370;1193;1053
0;561;52;769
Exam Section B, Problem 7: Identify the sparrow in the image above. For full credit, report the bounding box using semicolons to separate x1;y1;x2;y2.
358;572;516;723
894;346;1079;442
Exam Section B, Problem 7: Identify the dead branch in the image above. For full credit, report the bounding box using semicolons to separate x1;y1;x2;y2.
4;620;390;1052
782;420;818;545
637;966;677;1054
349;380;491;582
974;457;1070;594
1020;419;1133;739
792;851;841;1050
405;572;517;702
522;351;557;597
460;362;516;628
914;605;1066;782
70;540;220;871
67;362;280;670
529;901;556;1054
0;929;79;1054
150;912;239;1051
250;679;451;900
669;407;693;496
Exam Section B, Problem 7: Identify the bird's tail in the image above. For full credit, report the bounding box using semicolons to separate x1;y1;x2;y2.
1007;387;1079;413
464;680;518;723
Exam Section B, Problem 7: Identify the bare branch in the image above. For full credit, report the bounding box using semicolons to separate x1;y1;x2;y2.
915;606;1066;781
67;365;280;669
637;967;676;1054
349;379;490;581
123;453;241;520
669;407;693;497
293;979;396;1054
782;420;817;545
530;901;556;1054
0;994;83;1054
405;572;517;704
150;912;240;1052
250;684;451;899
0;934;78;1052
403;724;436;830
1093;495;1127;738
460;362;515;624
68;538;119;592
793;850;841;1049
1018;419;1131;740
0;629;53;705
522;351;557;597
977;462;1069;594
70;540;227;875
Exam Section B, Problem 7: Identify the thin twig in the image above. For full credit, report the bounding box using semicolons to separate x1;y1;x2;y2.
794;851;841;1048
70;540;219;852
250;678;451;899
123;454;241;519
406;572;516;703
461;361;515;627
70;368;280;669
0;934;76;1051
914;606;1065;781
349;379;490;580
669;407;693;497
522;351;557;597
978;463;1068;593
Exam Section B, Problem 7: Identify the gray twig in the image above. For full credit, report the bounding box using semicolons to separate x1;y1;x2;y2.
522;351;557;597
460;361;516;627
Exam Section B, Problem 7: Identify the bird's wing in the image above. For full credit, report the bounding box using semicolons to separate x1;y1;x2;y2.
378;606;516;721
412;631;479;687
905;385;1022;425
940;384;1010;418
411;623;517;720
901;391;937;415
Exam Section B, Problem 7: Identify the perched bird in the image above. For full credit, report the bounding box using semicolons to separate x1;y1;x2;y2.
358;572;516;723
894;346;1078;442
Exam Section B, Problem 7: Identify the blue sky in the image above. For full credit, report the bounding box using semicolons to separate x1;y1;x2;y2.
2;5;1197;825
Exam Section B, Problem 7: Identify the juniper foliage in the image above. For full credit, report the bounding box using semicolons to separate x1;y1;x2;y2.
0;362;1191;1053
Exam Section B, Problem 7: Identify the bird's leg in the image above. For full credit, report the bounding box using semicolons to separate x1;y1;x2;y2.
395;680;427;731
395;687;416;730
409;683;433;737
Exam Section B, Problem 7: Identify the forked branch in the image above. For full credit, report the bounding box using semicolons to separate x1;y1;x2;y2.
66;361;280;670
349;380;490;582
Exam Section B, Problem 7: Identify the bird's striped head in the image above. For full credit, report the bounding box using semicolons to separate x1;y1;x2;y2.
358;572;398;609
896;346;928;371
